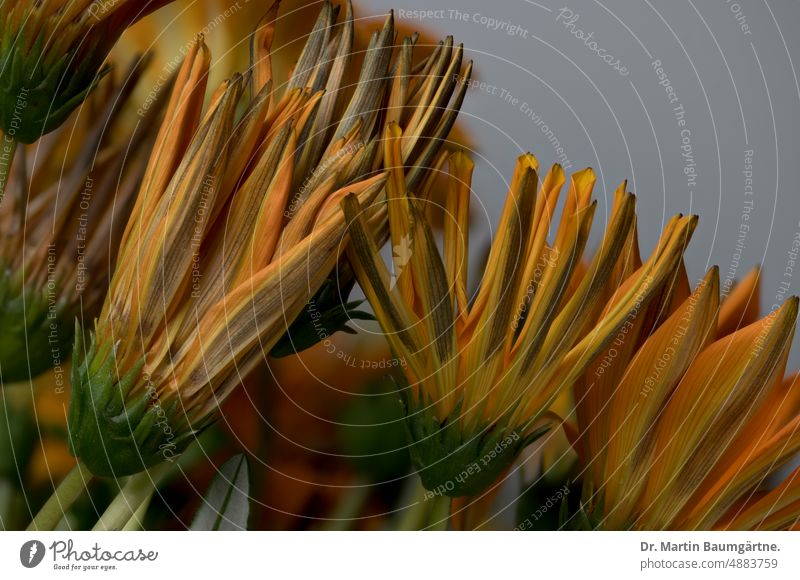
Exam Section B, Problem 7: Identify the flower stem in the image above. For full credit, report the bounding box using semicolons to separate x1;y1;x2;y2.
397;499;427;531
426;494;451;531
93;463;171;531
26;462;93;531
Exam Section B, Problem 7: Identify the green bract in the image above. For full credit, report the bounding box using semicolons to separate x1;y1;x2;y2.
0;25;110;143
67;325;196;477
1;1;173;143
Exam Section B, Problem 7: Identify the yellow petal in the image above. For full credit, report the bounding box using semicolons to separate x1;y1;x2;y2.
444;151;473;324
602;267;719;526
249;1;281;94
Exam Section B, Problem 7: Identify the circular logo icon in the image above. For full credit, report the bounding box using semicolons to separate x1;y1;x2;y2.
20;540;46;568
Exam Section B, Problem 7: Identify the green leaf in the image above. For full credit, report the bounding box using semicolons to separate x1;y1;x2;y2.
270;273;375;358
190;455;250;531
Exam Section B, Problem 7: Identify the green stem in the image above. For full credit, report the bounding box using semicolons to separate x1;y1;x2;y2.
27;462;93;531
93;463;171;531
426;494;451;531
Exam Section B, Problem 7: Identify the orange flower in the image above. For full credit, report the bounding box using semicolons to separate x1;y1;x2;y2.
570;258;800;529
67;3;470;477
344;143;697;498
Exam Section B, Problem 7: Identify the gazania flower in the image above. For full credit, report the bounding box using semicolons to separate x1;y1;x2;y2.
343;137;699;498
67;3;470;477
0;0;173;144
567;264;800;530
0;60;157;383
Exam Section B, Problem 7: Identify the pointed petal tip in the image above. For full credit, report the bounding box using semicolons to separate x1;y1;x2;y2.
704;265;721;293
783;295;799;317
571;167;596;194
450;150;474;170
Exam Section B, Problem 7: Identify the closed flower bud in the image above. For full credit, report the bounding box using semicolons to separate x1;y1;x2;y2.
0;0;173;143
67;2;470;477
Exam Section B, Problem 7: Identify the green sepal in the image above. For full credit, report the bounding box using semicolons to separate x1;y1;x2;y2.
67;323;196;477
0;23;112;142
270;275;375;358
0;267;73;383
401;390;549;497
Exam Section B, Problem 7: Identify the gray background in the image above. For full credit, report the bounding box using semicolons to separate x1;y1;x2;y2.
358;0;800;365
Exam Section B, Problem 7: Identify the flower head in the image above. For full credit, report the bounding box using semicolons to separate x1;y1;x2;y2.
569;265;800;530
68;3;471;477
344;141;700;497
0;59;157;382
0;0;173;143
